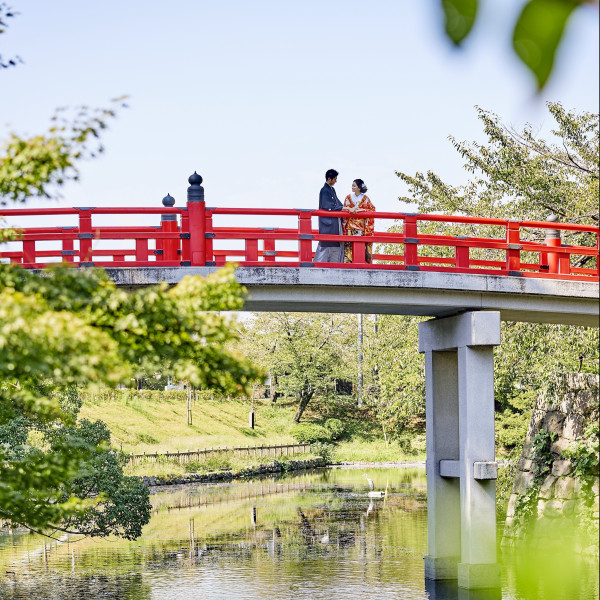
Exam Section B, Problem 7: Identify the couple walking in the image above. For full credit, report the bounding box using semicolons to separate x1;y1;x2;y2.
314;168;376;264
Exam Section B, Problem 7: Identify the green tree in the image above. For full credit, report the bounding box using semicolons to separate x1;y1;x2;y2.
441;0;599;90
397;102;598;268
494;321;598;451
395;102;599;453
0;263;261;537
361;315;426;444
397;102;598;225
0;100;128;204
240;313;355;423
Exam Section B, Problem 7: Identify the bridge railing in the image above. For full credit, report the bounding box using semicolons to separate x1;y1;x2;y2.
0;206;188;267
1;177;598;281
204;208;598;280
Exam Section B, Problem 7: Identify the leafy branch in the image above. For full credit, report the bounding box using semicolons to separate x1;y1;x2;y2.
0;3;21;69
0;99;129;204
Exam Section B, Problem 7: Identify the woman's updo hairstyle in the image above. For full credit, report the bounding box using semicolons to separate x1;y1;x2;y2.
354;179;368;194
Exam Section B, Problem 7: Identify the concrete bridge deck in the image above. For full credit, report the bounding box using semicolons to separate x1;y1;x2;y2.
106;266;599;327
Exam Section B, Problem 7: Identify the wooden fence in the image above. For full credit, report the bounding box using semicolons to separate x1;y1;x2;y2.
128;443;311;466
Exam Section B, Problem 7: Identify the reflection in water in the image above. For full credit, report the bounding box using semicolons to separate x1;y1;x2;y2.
425;580;502;600
0;573;152;600
0;467;597;600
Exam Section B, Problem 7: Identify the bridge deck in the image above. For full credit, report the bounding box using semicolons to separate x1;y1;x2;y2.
105;266;599;327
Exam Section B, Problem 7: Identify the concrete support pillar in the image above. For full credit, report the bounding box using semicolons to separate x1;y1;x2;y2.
457;345;499;588
419;311;501;590
423;351;461;580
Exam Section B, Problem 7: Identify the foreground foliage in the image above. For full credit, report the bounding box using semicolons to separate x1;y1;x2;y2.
0;263;260;538
1;21;261;537
440;0;597;90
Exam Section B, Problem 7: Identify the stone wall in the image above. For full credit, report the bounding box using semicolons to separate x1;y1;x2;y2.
503;373;599;551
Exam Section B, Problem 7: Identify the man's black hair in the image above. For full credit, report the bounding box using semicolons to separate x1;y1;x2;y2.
325;169;339;181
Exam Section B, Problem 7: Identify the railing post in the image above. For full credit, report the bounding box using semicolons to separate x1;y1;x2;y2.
136;238;149;264
77;208;93;265
545;215;561;274
154;224;163;261
298;211;314;265
245;238;259;262
23;239;36;265
61;228;75;264
353;237;367;265
403;215;419;269
161;193;179;262
455;244;469;270
263;238;276;263
187;172;206;266
558;251;571;274
506;220;521;274
205;208;214;265
180;208;190;264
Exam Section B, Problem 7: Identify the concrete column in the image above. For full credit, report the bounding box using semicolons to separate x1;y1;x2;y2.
457;345;500;589
424;351;461;580
419;311;501;590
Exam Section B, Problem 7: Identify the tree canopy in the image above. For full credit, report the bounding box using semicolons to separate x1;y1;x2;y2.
397;102;598;225
394;102;599;450
0;262;261;537
240;312;355;423
0;99;130;204
396;102;598;269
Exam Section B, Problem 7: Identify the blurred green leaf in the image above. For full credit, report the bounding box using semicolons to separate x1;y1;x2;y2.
513;0;581;90
442;0;479;45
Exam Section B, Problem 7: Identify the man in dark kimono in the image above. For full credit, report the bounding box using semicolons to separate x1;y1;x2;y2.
314;168;344;263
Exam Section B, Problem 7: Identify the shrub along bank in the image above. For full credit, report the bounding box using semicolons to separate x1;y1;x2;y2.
137;457;328;487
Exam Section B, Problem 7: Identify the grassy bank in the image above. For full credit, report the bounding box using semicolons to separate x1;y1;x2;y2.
79;389;425;474
79;389;300;453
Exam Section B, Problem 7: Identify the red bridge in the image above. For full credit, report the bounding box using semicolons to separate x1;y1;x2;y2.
2;174;598;587
1;173;598;281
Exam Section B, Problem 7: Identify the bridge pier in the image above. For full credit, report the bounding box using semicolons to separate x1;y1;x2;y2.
419;311;501;590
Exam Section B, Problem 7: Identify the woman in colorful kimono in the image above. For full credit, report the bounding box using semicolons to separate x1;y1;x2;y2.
343;179;376;263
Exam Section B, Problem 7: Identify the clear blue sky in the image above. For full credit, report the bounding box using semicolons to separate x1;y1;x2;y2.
1;0;598;227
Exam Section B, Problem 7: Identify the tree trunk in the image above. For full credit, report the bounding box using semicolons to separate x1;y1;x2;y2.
293;390;314;423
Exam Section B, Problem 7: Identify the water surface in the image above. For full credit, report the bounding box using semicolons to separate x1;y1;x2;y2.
0;468;597;599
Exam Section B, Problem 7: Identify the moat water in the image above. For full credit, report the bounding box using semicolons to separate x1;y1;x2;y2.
0;468;597;599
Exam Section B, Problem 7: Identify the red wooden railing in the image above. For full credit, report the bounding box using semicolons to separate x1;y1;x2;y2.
0;204;598;281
